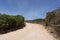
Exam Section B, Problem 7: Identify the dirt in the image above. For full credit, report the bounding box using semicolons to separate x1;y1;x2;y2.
0;23;57;40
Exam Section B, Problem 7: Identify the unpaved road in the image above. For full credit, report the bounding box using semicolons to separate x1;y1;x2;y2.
0;23;57;40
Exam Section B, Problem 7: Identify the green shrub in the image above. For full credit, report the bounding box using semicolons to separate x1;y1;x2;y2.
12;15;25;26
0;14;25;34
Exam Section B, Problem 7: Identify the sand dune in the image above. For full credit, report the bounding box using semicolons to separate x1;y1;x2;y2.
0;23;57;40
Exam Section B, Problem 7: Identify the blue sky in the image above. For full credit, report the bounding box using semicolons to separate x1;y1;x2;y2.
0;0;60;20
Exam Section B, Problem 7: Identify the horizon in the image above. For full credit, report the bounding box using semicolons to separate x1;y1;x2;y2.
0;0;60;20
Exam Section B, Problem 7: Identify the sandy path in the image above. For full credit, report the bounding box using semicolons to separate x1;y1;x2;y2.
0;23;57;40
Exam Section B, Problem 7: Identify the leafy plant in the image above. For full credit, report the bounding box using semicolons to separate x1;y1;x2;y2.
0;14;25;34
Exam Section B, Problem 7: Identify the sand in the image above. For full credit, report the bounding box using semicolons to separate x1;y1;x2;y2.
0;23;57;40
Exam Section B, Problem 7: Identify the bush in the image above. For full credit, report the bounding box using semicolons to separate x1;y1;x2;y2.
12;15;25;26
45;8;60;39
0;14;25;34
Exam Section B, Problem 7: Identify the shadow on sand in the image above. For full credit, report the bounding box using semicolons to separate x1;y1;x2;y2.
0;25;25;35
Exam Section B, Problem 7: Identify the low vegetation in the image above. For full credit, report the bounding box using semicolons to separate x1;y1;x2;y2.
45;8;60;40
0;14;25;34
26;18;45;24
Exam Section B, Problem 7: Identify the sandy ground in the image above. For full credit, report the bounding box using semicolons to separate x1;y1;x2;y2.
0;23;57;40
